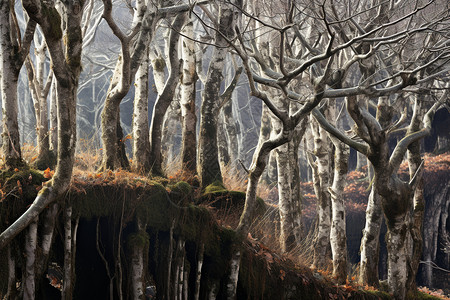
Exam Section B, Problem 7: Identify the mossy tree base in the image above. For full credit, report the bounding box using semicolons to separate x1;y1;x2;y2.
32;150;57;171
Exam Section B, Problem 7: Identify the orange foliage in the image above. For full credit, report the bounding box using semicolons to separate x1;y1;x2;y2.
44;168;54;179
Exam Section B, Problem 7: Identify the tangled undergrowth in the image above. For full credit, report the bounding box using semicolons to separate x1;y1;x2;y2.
1;145;448;299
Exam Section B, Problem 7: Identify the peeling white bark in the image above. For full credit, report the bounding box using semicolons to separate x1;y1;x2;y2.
149;48;166;96
359;186;383;286
178;247;185;300
131;219;147;300
173;238;184;300
276;144;295;252
329;137;349;284
386;208;409;299
310;117;332;269
161;96;181;167
226;250;240;300
131;242;145;299
180;18;197;174
132;47;151;173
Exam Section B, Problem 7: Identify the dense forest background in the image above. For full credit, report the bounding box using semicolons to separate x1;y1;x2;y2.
0;0;449;299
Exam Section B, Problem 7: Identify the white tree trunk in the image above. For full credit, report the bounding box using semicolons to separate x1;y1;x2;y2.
131;243;145;298
1;0;83;254
49;78;58;152
329;137;349;284
25;43;53;168
100;0;159;170
276;143;296;252
130;219;147;300
359;186;383;286
149;48;166;96
310;117;332;269
23;219;38;300
132;47;151;173
180;18;197;174
161;97;181;167
226;250;240;300
386;216;408;299
148;14;186;175
258;104;275;184
0;3;22;167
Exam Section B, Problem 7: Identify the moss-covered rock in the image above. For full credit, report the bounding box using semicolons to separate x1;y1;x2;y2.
169;181;193;205
203;180;227;194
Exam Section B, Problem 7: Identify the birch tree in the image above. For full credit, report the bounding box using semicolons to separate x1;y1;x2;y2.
0;0;85;265
180;16;198;175
148;13;187;175
197;1;240;188
100;0;198;171
132;47;151;173
0;0;35;168
25;31;54;169
228;1;449;298
311;36;448;300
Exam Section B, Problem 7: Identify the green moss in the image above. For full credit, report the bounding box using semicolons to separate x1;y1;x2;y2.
170;181;192;196
408;291;442;300
137;183;171;230
153;57;166;73
359;289;391;299
65;26;83;68
169;181;193;205
199;184;267;219
41;5;62;40
127;230;150;249
202;227;240;280
176;204;212;240
203;180;227;194
150;176;169;186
